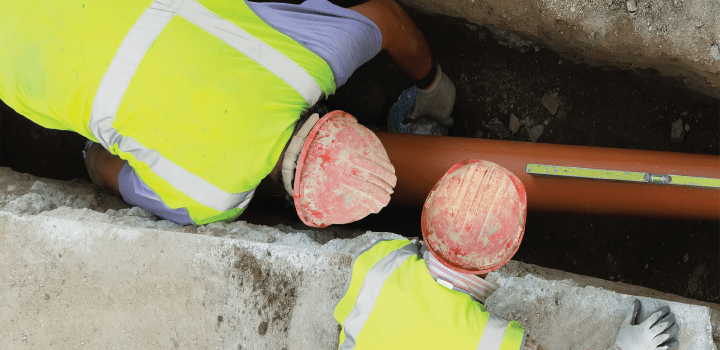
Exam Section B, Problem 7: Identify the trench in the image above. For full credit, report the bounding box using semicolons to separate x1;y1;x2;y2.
0;7;717;306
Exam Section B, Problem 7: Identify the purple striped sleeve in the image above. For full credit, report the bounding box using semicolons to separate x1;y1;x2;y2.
117;163;195;226
246;0;382;87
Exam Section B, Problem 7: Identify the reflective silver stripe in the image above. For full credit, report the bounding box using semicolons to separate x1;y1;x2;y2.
340;243;418;350
91;0;178;148
177;0;323;106
90;0;321;212
114;133;257;211
476;314;511;350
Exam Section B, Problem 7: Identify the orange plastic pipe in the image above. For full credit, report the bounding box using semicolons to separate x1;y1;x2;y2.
376;132;720;221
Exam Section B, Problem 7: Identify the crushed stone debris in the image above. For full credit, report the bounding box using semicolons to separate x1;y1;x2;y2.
541;93;560;115
485;117;512;139
509;114;521;134
529;125;545;142
671;118;685;143
626;0;638;12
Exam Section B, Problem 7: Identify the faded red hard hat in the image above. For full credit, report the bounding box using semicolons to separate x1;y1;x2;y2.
293;110;397;228
421;159;527;274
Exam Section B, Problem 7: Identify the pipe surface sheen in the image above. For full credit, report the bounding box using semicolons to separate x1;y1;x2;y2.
376;132;720;221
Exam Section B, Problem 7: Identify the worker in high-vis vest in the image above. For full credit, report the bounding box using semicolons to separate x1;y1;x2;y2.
335;160;680;350
0;0;456;226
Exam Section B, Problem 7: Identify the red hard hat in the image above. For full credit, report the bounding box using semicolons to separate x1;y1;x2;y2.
421;159;527;274
293;110;397;228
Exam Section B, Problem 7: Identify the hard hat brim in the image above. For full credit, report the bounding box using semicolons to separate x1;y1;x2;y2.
293;110;397;228
421;159;527;274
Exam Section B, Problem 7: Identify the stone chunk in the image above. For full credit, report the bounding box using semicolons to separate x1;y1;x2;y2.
541;93;559;115
671;118;685;143
509;114;521;134
485;117;512;139
529;125;545;143
626;0;638;12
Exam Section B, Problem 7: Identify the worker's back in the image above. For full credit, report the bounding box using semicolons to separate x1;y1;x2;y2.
335;239;526;350
0;0;336;224
0;1;149;136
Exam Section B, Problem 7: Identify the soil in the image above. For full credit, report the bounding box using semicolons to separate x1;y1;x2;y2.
1;7;718;306
401;0;720;101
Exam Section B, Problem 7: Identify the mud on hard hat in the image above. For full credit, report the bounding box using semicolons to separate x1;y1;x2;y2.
421;159;527;274
281;110;397;228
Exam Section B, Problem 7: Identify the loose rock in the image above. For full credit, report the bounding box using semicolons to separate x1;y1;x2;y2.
540;93;559;115
626;0;637;12
671;118;685;143
258;321;268;336
529;125;545;143
484;117;512;139
521;117;532;128
685;124;690;132
509;114;521;134
488;28;541;53
711;44;720;61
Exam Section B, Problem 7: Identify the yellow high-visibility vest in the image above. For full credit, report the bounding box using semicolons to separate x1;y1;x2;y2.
0;0;336;224
335;239;526;350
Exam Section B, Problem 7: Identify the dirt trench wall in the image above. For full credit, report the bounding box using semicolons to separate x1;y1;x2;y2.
401;0;720;100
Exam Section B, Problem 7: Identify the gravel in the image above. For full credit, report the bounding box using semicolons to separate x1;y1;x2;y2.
529;125;545;142
671;118;686;143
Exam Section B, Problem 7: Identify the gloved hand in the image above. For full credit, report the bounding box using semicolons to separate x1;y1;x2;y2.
408;64;456;127
612;300;679;350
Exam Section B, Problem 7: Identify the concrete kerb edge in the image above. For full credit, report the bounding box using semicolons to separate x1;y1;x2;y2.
0;210;716;349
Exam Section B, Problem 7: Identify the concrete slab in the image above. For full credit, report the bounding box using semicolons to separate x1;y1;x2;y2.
486;274;715;350
0;168;716;349
0;210;716;349
0;212;400;349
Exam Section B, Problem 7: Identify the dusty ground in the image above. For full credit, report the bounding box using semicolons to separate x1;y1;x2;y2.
1;5;718;308
400;0;720;100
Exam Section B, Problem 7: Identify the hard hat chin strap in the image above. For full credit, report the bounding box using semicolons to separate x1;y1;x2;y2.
281;113;321;197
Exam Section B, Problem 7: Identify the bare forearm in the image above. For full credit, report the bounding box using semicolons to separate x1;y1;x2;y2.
84;143;127;197
350;0;434;80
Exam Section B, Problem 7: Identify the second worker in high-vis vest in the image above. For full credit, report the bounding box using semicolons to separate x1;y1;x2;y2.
335;160;680;350
0;0;456;226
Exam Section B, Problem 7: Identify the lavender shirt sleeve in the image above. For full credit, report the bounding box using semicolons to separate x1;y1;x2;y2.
117;163;195;226
246;0;382;87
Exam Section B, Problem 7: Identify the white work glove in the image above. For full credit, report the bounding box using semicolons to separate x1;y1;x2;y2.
612;300;679;350
408;64;456;127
